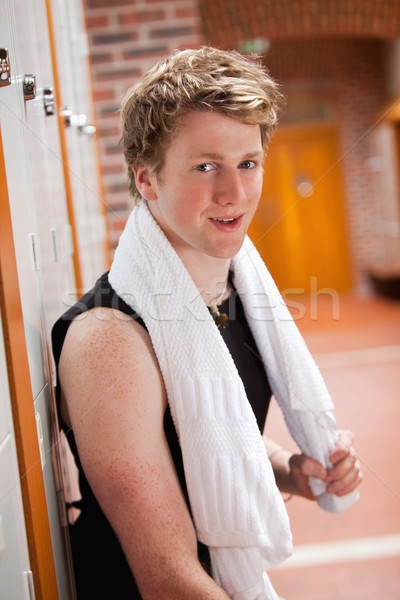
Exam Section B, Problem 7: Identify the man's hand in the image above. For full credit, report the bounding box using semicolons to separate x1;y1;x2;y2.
288;430;363;500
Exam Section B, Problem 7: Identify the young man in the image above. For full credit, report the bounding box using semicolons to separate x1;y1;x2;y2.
52;47;362;599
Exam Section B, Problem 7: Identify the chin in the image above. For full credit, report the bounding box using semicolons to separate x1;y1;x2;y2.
208;245;243;260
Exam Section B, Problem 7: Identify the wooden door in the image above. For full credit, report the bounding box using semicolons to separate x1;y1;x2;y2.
248;124;352;293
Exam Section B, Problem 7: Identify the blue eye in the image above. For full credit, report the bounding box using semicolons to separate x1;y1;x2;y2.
195;163;213;172
241;160;256;169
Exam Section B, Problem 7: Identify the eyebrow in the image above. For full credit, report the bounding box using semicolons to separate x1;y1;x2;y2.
189;151;264;161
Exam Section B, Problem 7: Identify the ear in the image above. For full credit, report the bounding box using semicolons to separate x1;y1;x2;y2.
132;165;158;201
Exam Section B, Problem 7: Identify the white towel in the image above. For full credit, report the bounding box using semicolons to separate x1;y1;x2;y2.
109;200;359;599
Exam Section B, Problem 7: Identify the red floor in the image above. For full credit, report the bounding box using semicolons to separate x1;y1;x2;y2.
265;292;400;599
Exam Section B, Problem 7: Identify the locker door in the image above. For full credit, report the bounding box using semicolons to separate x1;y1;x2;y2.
1;0;78;597
13;0;78;362
1;3;48;400
0;122;59;599
50;0;109;292
0;312;32;600
1;0;77;392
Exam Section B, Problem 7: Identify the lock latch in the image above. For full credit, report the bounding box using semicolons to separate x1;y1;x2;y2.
43;87;55;115
23;74;36;101
0;49;11;87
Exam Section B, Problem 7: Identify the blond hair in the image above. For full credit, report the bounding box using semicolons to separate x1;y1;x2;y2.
120;46;283;202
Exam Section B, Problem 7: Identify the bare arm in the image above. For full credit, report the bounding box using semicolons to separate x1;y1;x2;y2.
59;307;230;600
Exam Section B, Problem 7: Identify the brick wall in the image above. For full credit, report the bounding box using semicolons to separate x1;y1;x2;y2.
200;0;400;46
84;0;202;248
83;0;398;291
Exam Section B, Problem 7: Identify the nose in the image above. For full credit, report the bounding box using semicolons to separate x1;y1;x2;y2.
215;169;246;206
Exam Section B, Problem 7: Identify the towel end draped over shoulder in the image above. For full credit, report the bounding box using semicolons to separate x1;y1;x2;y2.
109;200;359;600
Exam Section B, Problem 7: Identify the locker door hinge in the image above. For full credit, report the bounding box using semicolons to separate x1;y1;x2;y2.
57;488;68;528
0;49;11;87
50;227;58;262
64;223;74;255
29;233;39;271
35;412;46;470
24;570;36;600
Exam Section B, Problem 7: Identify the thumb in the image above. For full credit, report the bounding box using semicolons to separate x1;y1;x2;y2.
290;453;327;480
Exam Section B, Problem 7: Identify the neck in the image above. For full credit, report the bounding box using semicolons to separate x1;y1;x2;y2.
177;250;231;306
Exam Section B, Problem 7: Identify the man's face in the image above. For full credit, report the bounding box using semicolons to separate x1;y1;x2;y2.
136;110;264;261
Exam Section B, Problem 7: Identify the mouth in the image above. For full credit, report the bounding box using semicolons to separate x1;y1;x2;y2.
211;217;237;223
210;215;242;223
208;214;244;232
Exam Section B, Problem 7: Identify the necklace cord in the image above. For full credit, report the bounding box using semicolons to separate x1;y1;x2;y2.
206;279;229;308
205;280;229;328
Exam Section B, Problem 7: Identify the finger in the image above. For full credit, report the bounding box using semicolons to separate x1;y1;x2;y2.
326;452;357;482
297;479;318;500
333;474;363;497
290;454;327;480
326;460;363;496
330;430;355;464
336;463;364;496
290;467;318;500
326;456;362;489
288;454;325;500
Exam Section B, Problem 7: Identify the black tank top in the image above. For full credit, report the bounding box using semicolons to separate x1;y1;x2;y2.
52;272;272;599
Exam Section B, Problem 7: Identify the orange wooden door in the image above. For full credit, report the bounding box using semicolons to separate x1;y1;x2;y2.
248;124;352;293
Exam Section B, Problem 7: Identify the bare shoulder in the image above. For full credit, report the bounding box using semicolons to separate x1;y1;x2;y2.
60;305;160;384
59;306;166;427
